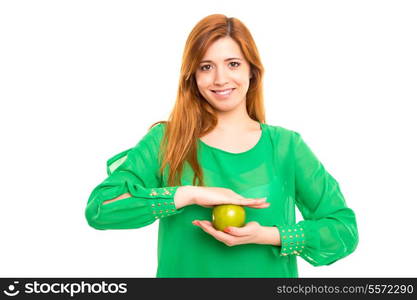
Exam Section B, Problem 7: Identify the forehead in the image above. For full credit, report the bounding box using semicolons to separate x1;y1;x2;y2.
201;37;244;60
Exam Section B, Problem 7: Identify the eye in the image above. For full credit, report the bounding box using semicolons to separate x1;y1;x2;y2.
229;61;241;68
200;64;212;71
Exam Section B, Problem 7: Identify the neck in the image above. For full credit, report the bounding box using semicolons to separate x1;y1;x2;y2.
214;106;257;132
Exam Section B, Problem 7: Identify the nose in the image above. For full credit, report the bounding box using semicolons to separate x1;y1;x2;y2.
213;66;229;86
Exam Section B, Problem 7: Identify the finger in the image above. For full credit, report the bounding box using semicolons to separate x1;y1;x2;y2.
197;221;219;236
236;197;268;206
199;221;248;246
246;202;271;209
198;220;218;231
193;220;214;228
225;223;252;236
225;221;258;236
199;220;233;240
245;200;270;207
224;226;249;237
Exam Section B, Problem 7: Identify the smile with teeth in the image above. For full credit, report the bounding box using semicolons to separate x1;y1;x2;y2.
211;88;235;95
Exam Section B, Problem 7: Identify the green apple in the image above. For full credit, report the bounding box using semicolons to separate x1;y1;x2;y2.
212;204;246;232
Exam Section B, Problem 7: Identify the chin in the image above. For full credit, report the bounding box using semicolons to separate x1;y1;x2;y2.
210;102;242;112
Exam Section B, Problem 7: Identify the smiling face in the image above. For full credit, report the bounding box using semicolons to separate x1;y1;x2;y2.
195;37;252;113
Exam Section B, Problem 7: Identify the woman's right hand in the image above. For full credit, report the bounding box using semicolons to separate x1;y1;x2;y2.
176;186;269;209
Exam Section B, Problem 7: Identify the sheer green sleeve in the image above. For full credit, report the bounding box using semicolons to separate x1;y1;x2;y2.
85;124;183;230
276;132;359;266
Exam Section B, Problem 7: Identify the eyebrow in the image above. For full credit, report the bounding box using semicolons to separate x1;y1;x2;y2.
199;57;242;64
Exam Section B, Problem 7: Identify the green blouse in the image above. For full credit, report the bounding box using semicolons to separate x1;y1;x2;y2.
85;122;358;277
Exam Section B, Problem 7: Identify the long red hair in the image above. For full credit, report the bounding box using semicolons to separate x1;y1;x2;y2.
150;14;265;186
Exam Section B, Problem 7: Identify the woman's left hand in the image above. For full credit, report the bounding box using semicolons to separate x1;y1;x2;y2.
192;220;278;246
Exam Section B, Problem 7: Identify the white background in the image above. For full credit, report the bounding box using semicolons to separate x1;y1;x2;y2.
1;0;416;278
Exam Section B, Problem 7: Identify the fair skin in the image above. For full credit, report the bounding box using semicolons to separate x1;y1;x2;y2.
192;37;280;246
105;187;280;246
103;37;281;247
195;36;258;138
196;36;262;153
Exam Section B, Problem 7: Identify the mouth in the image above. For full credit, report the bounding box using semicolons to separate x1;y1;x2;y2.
210;88;235;96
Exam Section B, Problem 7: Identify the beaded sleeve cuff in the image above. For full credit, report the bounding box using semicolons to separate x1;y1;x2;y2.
148;187;181;220
277;224;306;256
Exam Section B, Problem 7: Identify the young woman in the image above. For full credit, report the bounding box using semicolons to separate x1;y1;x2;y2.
85;14;359;277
